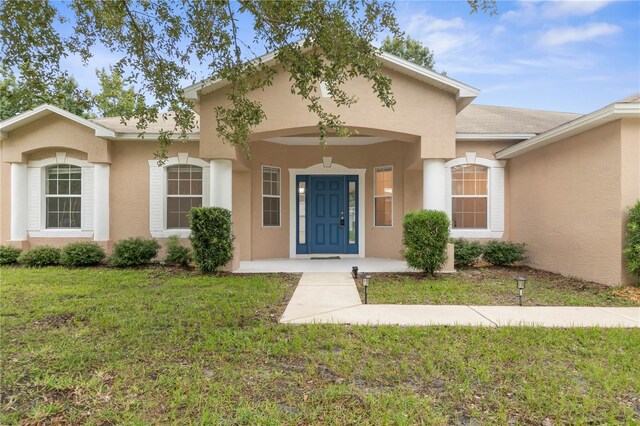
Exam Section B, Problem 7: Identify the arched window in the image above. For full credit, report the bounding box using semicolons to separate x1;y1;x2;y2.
45;164;82;228
451;164;488;229
166;165;203;229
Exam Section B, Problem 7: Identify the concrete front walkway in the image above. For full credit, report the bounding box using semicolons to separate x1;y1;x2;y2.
280;273;640;327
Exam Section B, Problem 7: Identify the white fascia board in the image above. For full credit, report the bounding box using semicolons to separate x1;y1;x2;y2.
0;104;116;138
496;102;640;159
378;52;479;97
183;49;282;101
456;133;537;141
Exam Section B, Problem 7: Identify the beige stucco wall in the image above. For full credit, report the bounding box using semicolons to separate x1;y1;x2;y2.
199;66;458;162
508;120;632;285
455;140;516;160
620;118;640;284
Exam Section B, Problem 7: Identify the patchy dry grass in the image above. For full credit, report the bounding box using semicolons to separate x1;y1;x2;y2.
357;267;640;307
1;267;639;424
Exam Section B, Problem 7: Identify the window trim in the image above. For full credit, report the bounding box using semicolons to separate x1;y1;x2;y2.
148;155;210;238
445;154;505;239
27;155;94;238
373;165;393;228
261;165;281;228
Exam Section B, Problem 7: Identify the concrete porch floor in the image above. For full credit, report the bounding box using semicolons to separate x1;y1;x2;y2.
234;257;417;273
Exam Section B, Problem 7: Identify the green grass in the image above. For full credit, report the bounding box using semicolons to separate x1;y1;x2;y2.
2;267;639;424
357;267;640;307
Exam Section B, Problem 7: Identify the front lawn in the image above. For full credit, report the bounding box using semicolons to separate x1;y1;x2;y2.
356;267;640;306
1;267;639;424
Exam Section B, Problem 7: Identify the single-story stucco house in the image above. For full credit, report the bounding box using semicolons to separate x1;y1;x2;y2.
1;52;639;285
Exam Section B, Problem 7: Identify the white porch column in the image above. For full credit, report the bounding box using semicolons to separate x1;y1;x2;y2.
423;159;446;211
209;159;232;210
10;163;28;241
93;163;110;241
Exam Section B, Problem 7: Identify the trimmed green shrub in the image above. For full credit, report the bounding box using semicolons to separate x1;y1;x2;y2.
0;245;22;265
624;200;640;278
110;237;160;267
60;242;106;267
165;235;192;267
482;241;526;266
402;210;450;275
18;246;61;267
452;238;484;268
189;207;234;273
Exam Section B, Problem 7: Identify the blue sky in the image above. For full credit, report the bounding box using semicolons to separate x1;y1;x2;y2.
389;0;640;113
60;0;640;114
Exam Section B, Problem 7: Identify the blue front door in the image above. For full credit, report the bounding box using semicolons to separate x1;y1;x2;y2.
296;175;359;255
309;176;345;254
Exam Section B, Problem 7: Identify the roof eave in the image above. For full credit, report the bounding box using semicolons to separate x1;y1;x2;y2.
106;132;200;141
456;133;537;141
495;103;640;159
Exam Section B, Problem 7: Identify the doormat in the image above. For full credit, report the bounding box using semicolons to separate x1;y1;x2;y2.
310;256;341;260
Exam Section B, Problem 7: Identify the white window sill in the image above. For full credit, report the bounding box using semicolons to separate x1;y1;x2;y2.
450;229;503;239
28;230;94;238
150;229;191;238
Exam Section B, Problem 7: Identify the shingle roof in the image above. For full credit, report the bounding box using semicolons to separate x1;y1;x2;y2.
615;93;640;104
455;104;582;135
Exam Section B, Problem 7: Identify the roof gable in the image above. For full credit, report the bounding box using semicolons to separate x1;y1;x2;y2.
0;104;115;139
183;50;479;112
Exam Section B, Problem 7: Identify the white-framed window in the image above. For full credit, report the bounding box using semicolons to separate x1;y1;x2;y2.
262;166;281;227
148;154;210;238
45;164;82;228
451;164;488;229
26;154;94;238
166;165;203;229
374;165;393;227
445;153;505;238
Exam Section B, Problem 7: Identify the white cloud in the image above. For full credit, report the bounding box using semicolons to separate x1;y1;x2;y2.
421;32;479;56
405;13;464;34
492;25;507;35
502;0;615;23
538;22;621;47
398;11;478;57
542;0;616;18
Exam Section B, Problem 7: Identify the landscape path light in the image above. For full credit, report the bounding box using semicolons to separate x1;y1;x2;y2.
363;275;371;304
515;276;527;306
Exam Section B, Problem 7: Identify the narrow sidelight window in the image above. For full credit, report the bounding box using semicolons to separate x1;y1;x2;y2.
298;180;306;243
166;165;203;229
451;165;488;229
46;164;82;228
374;166;393;227
262;166;281;227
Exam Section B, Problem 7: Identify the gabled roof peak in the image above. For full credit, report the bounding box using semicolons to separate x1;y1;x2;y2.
183;49;479;112
0;104;115;139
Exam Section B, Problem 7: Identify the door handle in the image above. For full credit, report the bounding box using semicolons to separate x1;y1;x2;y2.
340;212;345;228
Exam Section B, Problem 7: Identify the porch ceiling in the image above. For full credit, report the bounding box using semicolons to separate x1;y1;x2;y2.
263;136;392;145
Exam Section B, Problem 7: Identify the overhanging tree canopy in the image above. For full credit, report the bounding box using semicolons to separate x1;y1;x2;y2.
1;0;496;160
